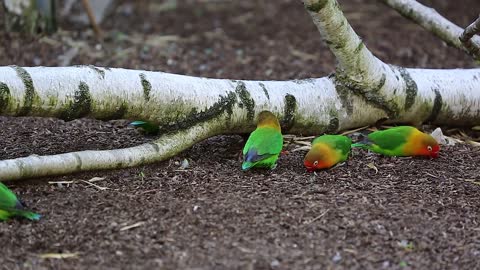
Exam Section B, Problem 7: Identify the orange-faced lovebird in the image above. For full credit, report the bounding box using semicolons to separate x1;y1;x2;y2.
352;126;440;158
0;182;41;221
242;111;283;170
304;135;352;172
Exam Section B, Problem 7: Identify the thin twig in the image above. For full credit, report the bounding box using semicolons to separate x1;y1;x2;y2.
292;145;311;152
303;209;330;225
460;14;480;61
81;180;109;190
119;221;146;231
81;0;103;39
48;181;74;185
340;125;369;135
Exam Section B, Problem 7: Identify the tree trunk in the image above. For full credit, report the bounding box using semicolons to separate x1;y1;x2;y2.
3;0;56;34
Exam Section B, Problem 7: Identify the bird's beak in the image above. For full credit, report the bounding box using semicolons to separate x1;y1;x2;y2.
304;160;313;172
431;151;439;158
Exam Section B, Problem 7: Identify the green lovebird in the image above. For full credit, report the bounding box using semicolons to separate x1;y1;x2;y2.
130;120;159;135
0;182;41;221
242;111;283;170
352;126;440;158
304;135;352;172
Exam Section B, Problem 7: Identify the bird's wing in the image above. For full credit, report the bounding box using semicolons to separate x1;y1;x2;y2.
0;182;20;210
368;127;410;150
243;128;283;162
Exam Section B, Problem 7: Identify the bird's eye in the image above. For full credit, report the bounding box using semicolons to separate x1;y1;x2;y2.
313;161;319;166
427;146;432;151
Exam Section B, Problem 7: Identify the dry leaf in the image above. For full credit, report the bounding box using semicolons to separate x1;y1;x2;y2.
366;162;378;174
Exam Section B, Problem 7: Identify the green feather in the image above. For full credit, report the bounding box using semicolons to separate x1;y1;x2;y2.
242;127;283;170
0;182;41;221
352;126;415;156
130;120;159;135
351;142;366;148
312;135;352;157
367;126;413;150
0;182;18;210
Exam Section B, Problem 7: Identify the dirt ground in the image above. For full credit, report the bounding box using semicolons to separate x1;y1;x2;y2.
1;0;480;269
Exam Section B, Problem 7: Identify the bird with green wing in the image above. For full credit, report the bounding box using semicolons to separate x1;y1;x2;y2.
0;182;41;221
242;111;283;170
304;134;352;172
351;126;440;158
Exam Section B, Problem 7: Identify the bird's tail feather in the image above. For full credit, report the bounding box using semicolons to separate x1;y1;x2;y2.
19;211;41;221
351;142;368;149
242;161;255;171
130;120;159;135
351;130;372;149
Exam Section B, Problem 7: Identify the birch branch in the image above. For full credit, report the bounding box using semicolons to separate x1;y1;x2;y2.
460;14;480;60
303;0;385;84
0;65;479;180
0;125;215;180
381;0;480;60
1;0;480;181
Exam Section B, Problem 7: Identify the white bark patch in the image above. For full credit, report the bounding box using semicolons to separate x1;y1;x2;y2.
0;65;478;180
382;0;480;54
4;0;31;15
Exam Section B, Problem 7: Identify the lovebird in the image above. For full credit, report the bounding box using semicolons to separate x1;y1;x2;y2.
304;135;352;172
352;126;440;158
0;182;41;221
130;120;159;135
242;111;283;170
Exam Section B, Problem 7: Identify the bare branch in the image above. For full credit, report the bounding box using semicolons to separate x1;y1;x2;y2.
460;14;480;60
0;124;215;181
381;0;480;60
303;0;385;82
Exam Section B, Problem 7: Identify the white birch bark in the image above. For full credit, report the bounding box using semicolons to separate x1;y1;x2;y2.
381;0;480;59
0;0;479;180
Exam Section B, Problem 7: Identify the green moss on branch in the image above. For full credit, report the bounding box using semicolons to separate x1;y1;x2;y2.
139;73;152;102
281;94;297;131
11;66;36;116
304;0;329;12
59;81;93;121
0;82;11;113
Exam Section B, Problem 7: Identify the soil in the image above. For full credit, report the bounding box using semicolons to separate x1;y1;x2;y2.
0;0;480;269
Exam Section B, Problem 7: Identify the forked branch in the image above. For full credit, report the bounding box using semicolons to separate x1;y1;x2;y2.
381;0;480;61
0;1;480;181
460;14;480;60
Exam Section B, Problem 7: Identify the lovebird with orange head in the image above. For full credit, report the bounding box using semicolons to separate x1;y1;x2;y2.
352;126;440;158
242;111;283;170
304;135;352;172
0;182;41;221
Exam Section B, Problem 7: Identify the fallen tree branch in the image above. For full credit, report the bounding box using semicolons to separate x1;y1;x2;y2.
0;124;216;180
1;0;480;181
0;64;479;180
460;14;480;60
381;0;480;60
